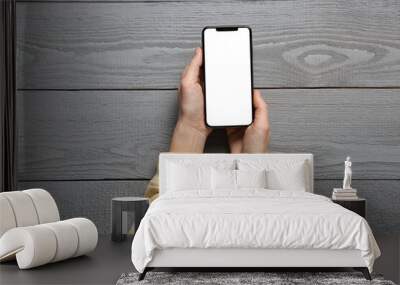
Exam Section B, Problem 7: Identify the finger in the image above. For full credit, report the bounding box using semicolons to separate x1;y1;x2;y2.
181;48;203;83
253;90;266;110
253;90;269;129
226;127;244;153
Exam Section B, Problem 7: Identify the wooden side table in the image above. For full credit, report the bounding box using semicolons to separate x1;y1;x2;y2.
111;197;149;242
332;198;366;218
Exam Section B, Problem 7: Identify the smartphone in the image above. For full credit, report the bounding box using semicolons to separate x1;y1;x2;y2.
202;26;254;127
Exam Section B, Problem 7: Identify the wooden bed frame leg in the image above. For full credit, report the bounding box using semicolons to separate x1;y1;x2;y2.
138;268;148;281
354;267;371;280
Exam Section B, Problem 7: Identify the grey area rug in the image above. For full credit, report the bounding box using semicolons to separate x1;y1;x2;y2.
117;272;396;285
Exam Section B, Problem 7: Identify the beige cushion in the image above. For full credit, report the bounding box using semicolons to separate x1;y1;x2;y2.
0;189;60;233
23;189;60;223
0;191;39;227
0;196;17;237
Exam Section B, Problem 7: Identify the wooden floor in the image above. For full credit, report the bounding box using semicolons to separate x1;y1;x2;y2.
1;235;398;285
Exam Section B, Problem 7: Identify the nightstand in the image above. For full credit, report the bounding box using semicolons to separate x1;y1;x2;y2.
332;198;366;218
111;197;149;242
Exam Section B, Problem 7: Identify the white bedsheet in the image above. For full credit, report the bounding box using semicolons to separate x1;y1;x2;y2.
131;190;380;273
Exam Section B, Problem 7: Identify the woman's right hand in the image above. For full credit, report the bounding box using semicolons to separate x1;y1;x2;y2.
170;48;211;153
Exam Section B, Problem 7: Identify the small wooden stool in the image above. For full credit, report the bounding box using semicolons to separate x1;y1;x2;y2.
111;197;149;242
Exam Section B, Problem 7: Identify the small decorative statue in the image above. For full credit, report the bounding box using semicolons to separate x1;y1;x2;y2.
343;156;352;189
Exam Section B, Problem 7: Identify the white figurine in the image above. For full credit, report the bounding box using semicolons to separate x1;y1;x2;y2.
343;156;352;189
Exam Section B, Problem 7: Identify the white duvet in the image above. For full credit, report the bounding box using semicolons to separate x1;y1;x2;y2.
131;190;380;273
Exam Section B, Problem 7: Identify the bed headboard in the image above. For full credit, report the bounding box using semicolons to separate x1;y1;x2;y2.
159;153;314;194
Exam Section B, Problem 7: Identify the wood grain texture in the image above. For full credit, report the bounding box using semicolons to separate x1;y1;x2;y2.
16;0;400;89
18;179;400;234
268;89;400;179
18;180;148;234
17;89;400;180
17;0;205;2
18;90;178;180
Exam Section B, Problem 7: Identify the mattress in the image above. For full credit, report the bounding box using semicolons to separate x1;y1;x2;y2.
131;190;380;273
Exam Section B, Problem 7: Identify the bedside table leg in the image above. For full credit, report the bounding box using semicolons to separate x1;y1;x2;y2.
111;201;123;242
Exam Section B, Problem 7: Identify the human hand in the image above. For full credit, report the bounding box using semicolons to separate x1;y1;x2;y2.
226;90;270;153
170;48;211;152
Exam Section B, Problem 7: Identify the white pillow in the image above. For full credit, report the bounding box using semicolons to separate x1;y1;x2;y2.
268;161;307;191
236;169;267;189
166;159;235;170
211;168;236;190
167;163;211;191
238;159;307;191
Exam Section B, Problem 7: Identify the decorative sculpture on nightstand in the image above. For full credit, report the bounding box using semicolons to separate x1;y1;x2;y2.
343;156;352;189
332;156;358;200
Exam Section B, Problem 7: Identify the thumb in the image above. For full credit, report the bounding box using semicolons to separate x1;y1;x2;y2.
181;48;203;84
252;90;269;129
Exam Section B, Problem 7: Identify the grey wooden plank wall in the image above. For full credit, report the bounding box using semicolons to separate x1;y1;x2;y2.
16;0;400;234
16;1;400;89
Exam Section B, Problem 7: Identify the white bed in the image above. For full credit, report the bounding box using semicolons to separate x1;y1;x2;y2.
131;153;380;280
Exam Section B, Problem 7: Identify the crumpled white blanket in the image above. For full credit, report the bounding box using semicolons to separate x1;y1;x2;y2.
131;189;380;273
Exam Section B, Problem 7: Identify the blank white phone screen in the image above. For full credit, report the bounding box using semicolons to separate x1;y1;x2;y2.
204;27;252;127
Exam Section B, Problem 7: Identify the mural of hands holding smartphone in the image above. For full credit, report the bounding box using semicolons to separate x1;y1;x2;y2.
170;26;270;154
147;27;269;200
